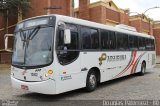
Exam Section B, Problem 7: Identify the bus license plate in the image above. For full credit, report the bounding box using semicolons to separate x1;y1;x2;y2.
21;85;29;90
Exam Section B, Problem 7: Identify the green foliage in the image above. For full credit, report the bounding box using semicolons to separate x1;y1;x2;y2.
0;0;31;16
72;0;74;8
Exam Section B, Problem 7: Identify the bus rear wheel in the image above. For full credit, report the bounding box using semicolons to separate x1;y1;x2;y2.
86;70;97;92
139;62;146;76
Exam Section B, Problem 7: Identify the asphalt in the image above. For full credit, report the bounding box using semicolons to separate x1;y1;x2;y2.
0;56;160;106
0;64;10;70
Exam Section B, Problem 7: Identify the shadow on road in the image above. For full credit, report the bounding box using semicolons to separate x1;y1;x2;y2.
15;72;153;101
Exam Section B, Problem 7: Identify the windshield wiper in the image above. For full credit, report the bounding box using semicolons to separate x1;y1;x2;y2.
28;25;41;40
20;25;40;41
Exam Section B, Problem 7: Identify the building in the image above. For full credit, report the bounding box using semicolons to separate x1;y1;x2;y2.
0;0;159;64
129;15;153;35
0;0;72;64
25;0;72;18
74;0;153;34
153;21;160;55
75;0;129;26
75;0;158;55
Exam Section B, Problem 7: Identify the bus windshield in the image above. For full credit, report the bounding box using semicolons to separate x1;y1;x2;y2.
12;27;53;66
12;26;54;67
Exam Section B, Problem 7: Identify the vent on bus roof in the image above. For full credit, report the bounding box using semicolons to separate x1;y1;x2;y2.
115;24;137;32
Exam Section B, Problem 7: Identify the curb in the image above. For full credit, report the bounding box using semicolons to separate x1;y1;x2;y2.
0;64;11;69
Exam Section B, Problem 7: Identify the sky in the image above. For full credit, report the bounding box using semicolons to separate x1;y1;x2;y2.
74;0;160;21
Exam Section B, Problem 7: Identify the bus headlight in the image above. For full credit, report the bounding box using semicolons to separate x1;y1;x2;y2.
43;70;53;79
45;73;49;77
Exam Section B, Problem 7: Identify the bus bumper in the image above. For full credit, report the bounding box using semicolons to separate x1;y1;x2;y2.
11;76;56;95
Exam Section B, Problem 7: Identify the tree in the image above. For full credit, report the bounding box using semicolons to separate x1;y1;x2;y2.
72;0;74;8
13;0;31;22
0;0;30;34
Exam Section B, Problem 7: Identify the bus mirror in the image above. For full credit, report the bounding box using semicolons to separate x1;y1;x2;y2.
4;34;14;52
64;29;71;44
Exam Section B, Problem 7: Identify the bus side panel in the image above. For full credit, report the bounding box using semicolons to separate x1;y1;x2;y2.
81;52;107;82
146;51;156;70
105;51;131;81
111;51;147;79
81;51;132;83
55;52;87;94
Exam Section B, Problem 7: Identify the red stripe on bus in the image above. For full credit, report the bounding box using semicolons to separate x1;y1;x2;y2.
114;51;137;78
130;52;145;74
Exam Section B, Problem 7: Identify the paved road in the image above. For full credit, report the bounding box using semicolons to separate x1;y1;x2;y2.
0;65;160;106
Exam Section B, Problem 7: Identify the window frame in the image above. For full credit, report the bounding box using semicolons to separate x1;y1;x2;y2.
56;22;155;52
56;22;81;65
128;34;138;51
138;37;146;50
80;25;100;51
116;32;129;50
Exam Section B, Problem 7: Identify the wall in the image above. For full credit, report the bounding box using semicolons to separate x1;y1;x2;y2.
153;22;160;55
79;0;90;20
25;0;72;19
0;16;5;50
0;15;17;64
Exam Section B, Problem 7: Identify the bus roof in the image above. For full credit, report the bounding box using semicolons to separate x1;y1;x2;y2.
19;14;155;39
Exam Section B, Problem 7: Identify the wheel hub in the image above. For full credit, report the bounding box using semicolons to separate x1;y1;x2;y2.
89;74;96;87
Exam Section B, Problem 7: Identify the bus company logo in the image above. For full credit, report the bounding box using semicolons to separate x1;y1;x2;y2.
99;53;107;65
22;70;27;75
99;54;127;65
61;75;72;81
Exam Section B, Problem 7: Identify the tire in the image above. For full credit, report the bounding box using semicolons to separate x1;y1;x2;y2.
139;62;146;76
86;70;97;92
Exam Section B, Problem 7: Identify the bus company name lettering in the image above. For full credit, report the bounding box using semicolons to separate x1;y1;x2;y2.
35;69;41;72
107;55;126;62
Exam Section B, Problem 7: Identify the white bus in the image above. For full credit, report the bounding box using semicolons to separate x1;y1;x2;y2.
11;15;156;94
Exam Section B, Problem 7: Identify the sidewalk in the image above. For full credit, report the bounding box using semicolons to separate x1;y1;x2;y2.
0;64;11;70
156;56;160;64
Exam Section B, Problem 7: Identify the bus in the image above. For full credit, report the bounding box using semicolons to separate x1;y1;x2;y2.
11;14;156;94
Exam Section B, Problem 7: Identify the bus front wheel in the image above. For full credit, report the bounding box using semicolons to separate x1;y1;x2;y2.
86;70;97;92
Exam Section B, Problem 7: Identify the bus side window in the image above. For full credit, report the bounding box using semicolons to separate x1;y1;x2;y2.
108;31;116;50
116;32;122;50
146;39;155;51
91;28;99;49
101;29;109;50
56;23;80;65
81;27;91;49
151;39;155;50
57;24;79;50
116;33;128;50
146;38;151;50
138;37;146;50
123;34;128;50
81;26;99;50
134;36;138;50
129;35;138;50
57;29;65;50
